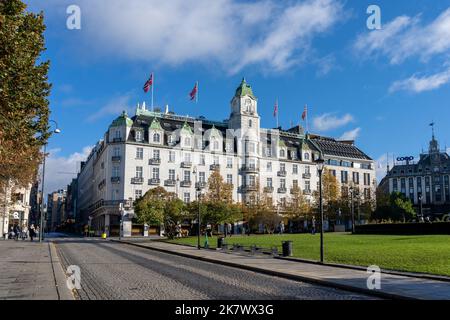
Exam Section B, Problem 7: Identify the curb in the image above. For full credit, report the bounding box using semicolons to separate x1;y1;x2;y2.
49;242;75;300
164;240;450;284
111;239;416;300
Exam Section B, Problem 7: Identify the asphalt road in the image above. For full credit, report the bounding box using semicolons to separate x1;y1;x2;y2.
54;238;373;300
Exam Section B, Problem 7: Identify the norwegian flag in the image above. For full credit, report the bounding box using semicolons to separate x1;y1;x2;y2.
189;82;198;101
273;100;278;117
143;73;153;93
302;105;308;121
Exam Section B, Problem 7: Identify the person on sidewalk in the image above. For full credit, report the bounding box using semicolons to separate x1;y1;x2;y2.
278;221;285;235
311;217;316;235
13;224;21;241
21;225;28;240
227;223;232;237
29;224;36;242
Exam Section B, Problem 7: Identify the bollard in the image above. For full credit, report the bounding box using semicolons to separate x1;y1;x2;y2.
281;240;293;257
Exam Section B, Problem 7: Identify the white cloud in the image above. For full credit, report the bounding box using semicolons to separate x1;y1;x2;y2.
339;127;360;141
87;94;134;122
354;8;450;64
389;68;450;93
29;0;345;74
315;54;338;77
43;146;93;195
312;113;354;131
375;154;389;184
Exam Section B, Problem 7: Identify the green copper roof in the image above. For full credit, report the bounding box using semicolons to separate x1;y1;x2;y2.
181;120;193;135
301;140;310;150
209;125;221;138
149;117;162;130
235;78;256;99
110;110;133;128
278;139;286;147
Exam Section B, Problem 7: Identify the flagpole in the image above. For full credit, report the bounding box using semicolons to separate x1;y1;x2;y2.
276;98;279;128
196;81;198;104
306;104;309;133
151;72;154;111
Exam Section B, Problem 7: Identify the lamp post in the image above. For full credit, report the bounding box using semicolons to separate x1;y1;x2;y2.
418;194;423;222
39;120;61;242
350;186;355;233
193;166;201;250
315;156;325;264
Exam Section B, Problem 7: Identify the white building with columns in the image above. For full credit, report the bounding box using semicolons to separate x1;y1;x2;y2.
76;79;376;235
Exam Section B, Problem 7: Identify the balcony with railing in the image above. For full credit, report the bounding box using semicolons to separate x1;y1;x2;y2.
181;161;192;168
131;177;144;184
148;158;161;165
210;164;220;171
148;178;160;185
240;165;259;173
111;156;121;162
112;137;123;143
303;189;312;195
277;170;287;177
302;173;311;179
242;184;258;192
263;186;274;193
164;179;176;187
290;187;301;194
195;181;207;190
111;177;120;184
180;180;192;187
277;187;287;194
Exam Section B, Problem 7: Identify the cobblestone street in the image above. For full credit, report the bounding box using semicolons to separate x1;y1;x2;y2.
54;238;372;300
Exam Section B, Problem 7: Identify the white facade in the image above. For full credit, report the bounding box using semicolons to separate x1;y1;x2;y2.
1;183;32;236
77;79;376;235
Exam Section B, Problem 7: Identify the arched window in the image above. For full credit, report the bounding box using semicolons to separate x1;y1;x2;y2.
214;140;219;150
184;137;191;146
280;149;285;157
248;119;252;128
304;152;310;160
153;133;160;143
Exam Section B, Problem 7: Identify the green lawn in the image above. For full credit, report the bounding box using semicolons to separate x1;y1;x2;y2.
167;233;450;277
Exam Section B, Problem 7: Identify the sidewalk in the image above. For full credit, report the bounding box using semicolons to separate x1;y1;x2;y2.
114;239;450;300
0;240;73;300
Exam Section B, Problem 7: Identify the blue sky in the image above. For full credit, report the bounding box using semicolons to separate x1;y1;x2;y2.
24;0;450;193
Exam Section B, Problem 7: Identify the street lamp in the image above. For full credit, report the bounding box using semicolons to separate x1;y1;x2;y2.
418;193;423;222
315;155;325;264
39;120;61;242
350;186;355;234
193;166;201;250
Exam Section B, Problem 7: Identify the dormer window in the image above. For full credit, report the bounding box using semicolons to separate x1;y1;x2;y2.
248;119;252;128
153;133;160;143
184;137;191;147
304;152;310;161
168;135;174;145
115;130;121;139
135;130;143;142
280;149;286;158
213;140;219;150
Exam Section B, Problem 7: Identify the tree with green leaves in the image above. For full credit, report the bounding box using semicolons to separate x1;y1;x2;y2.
0;0;51;191
134;187;186;239
371;192;416;223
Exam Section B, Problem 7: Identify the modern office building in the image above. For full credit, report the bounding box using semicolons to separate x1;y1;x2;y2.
76;79;376;235
379;130;450;215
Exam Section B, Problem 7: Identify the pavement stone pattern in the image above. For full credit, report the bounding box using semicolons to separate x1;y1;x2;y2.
54;238;372;300
134;240;450;300
0;239;71;300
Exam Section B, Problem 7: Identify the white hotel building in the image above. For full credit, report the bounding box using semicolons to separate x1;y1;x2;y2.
76;79;376;235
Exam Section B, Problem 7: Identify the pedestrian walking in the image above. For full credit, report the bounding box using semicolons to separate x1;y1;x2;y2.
227;223;232;237
13;224;21;241
311;217;316;235
22;225;28;240
29;224;36;242
278;221;285;235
